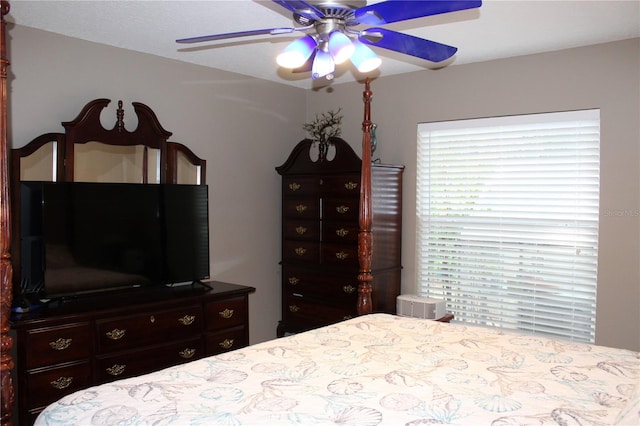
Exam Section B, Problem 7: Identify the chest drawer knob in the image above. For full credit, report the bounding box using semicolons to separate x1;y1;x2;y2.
345;181;358;190
289;304;300;313
179;348;197;359
336;228;349;237
106;328;126;340
295;204;307;214
336;251;349;260
49;338;72;351
50;376;73;390
150;315;155;323
343;285;356;294
106;364;126;376
219;339;234;350
288;182;301;191
336;205;350;214
288;276;300;285
178;315;196;326
295;226;307;235
294;247;307;256
219;308;234;319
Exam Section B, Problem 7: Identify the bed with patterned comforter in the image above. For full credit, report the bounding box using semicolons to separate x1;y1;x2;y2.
35;313;640;425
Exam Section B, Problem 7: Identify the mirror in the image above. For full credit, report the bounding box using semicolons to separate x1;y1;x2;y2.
74;142;161;183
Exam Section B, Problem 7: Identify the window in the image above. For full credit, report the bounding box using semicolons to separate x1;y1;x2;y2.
416;110;600;343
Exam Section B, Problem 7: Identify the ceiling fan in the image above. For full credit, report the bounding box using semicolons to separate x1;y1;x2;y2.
177;1;482;81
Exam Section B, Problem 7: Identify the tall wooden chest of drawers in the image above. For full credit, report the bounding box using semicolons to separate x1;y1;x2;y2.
276;138;403;336
10;281;254;425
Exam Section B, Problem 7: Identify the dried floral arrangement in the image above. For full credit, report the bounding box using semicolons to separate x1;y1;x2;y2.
303;109;343;143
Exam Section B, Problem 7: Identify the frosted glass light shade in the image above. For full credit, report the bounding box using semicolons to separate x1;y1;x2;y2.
350;40;381;73
311;49;335;80
328;31;355;64
276;35;317;68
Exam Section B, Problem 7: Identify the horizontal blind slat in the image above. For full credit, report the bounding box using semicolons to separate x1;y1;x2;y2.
416;110;600;343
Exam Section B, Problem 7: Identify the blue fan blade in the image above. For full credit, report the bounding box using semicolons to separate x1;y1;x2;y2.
355;1;482;25
272;0;325;21
359;28;457;63
176;28;295;44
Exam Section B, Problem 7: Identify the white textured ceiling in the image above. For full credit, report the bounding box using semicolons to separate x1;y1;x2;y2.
7;0;640;89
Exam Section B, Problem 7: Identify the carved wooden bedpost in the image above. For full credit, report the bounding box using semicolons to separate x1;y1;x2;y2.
357;78;373;315
0;1;14;424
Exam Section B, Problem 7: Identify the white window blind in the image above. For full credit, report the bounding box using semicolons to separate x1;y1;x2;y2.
416;110;600;343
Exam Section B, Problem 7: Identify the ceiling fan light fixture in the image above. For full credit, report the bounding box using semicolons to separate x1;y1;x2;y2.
350;40;381;73
311;49;335;80
328;31;355;64
276;35;317;68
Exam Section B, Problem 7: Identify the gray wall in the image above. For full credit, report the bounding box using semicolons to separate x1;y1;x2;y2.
9;23;640;351
307;38;640;351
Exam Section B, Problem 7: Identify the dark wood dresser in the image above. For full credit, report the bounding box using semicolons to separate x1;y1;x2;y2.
10;281;255;425
276;137;403;336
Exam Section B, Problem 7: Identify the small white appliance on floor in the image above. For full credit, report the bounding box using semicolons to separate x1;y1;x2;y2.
396;294;446;320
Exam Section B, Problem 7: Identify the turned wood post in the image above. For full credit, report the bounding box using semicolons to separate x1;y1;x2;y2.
0;1;14;425
357;78;373;315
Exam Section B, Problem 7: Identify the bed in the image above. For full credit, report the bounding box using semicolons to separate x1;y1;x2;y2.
1;2;639;425
34;313;640;425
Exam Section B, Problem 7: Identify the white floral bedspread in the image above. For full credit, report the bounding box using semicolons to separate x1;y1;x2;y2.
35;313;640;425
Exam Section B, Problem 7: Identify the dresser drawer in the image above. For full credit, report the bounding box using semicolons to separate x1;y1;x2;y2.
323;222;358;243
283;176;321;195
26;361;92;409
25;322;91;369
205;326;248;355
322;242;359;267
283;219;320;241
96;336;203;383
323;198;359;221
283;240;321;263
322;175;361;196
282;266;358;303
206;296;248;331
283;197;319;220
97;304;203;353
284;295;356;326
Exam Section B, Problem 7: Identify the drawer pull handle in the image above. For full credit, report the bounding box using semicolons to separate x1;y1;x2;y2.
219;308;234;319
150;315;155;323
49;338;72;351
106;328;126;340
288;276;300;285
289;182;301;191
345;181;358;190
336;205;349;214
50;376;73;390
178;315;195;326
106;364;126;376
336;228;349;237
295;226;307;235
294;247;306;256
219;339;234;350
295;204;307;214
343;285;356;294
179;348;196;359
336;251;349;260
289;304;300;313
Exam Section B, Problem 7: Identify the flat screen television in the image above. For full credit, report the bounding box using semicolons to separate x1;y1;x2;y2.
18;181;210;301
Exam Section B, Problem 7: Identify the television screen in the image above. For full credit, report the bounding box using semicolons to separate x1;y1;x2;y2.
18;181;210;299
162;184;210;284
